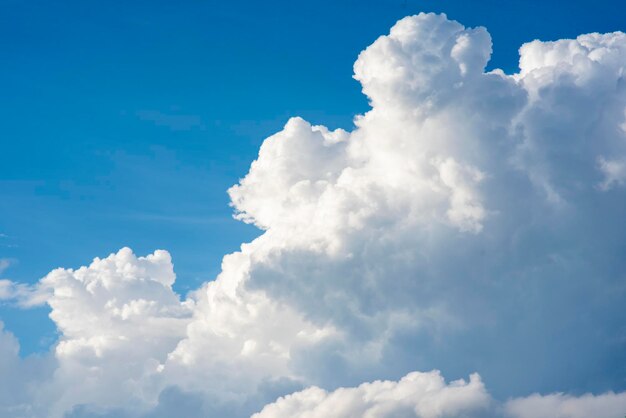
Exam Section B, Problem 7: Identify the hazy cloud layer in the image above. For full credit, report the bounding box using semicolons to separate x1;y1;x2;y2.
1;12;626;418
505;391;626;418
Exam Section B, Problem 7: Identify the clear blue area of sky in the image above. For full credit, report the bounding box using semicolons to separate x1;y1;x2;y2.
1;0;625;355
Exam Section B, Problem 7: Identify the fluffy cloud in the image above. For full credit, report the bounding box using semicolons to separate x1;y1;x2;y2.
1;11;626;418
252;371;490;418
254;373;626;418
24;248;192;417
0;322;51;417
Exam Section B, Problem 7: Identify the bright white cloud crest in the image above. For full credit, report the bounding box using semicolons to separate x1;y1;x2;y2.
252;371;490;418
2;12;626;418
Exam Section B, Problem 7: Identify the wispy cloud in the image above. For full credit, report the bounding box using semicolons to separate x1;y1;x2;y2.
0;259;11;275
0;233;18;248
0;279;49;308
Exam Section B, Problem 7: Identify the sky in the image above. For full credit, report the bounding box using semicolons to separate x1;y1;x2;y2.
1;1;626;417
2;0;626;355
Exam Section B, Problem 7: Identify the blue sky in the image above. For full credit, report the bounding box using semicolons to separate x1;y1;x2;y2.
3;0;625;355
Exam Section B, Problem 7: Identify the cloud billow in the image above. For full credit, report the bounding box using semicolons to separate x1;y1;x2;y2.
2;12;626;418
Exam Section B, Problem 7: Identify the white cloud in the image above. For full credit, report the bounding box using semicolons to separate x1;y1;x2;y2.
252;370;490;418
0;322;52;418
1;12;626;418
505;391;626;418
597;157;626;190
24;248;192;417
253;373;626;418
0;279;48;308
0;258;48;308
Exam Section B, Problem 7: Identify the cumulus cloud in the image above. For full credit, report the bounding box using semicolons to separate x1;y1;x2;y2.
254;373;626;418
1;11;626;418
0;322;52;417
252;370;490;418
4;248;193;417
